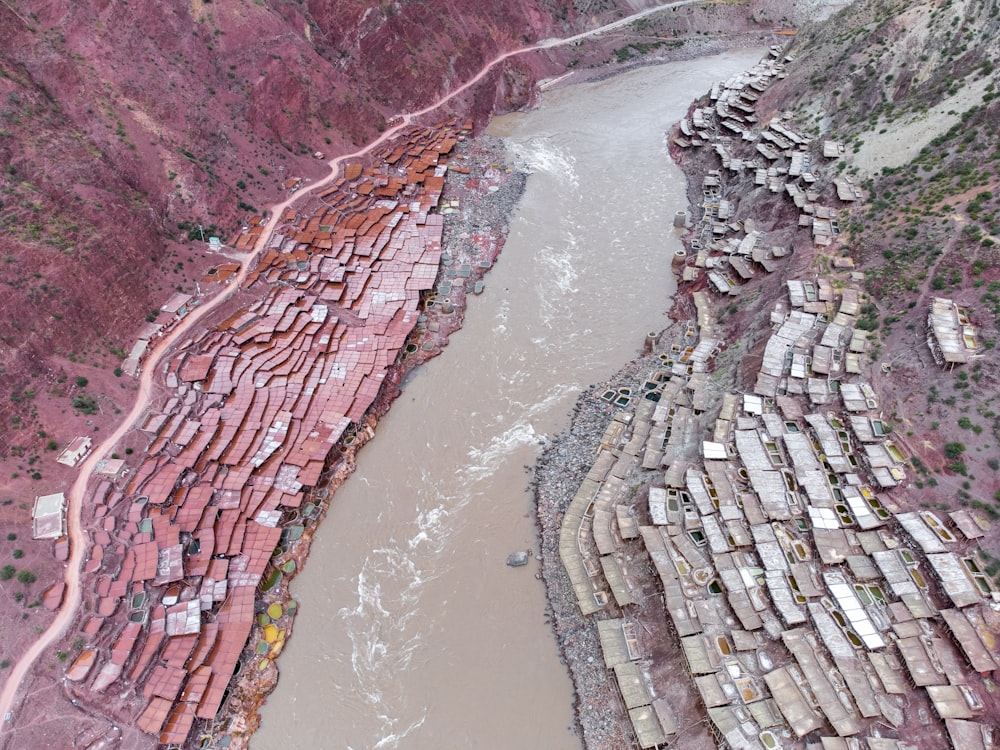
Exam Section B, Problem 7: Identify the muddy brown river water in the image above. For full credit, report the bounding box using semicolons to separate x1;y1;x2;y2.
253;49;763;750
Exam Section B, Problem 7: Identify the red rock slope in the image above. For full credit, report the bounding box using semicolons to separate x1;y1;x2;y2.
0;0;585;457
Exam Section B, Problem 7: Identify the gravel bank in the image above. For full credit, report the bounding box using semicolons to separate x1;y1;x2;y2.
532;326;688;749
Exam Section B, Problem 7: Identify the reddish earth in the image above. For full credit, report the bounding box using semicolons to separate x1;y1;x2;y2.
0;0;582;695
0;0;584;462
0;0;836;746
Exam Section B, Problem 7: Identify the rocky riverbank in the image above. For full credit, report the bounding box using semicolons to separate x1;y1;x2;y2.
533;325;690;749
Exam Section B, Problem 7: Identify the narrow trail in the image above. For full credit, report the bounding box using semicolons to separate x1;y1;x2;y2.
0;0;698;735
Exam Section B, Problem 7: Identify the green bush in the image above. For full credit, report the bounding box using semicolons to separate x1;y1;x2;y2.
0;565;14;581
71;393;98;414
944;442;966;459
16;570;35;585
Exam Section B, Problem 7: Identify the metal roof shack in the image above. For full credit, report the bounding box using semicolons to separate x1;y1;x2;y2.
807;602;881;717
601;554;635;606
897;636;948;686
896;512;947;554
97;458;127;479
926;553;982;608
823;140;846;158
628;704;668;748
869;652;909;694
558;477;606;616
32;492;66;539
926;684;977;720
945;718;994;750
648;487;668;525
763;666;823;737
870;549;936;619
948;510;988;540
839;382;875;412
834;175;862;201
614;661;653;709
57;436;92;467
823;569;885;649
927;297;978;366
707;705;765;749
597;618;639;667
782;627;860;736
160;292;193;317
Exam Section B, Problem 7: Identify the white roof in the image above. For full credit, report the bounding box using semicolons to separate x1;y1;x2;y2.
809;506;840;530
33;492;65;517
32;492;66;540
825;570;885;649
703;442;728;460
743;393;764;415
648;487;668;526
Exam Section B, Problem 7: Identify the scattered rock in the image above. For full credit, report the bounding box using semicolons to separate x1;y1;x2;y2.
506;550;530;567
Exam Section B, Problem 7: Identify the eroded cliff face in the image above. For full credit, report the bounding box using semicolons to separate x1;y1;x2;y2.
0;0;592;456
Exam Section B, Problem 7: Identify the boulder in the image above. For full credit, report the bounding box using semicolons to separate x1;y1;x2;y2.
506;550;530;567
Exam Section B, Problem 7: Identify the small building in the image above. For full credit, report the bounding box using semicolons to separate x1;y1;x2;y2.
822;140;845;158
160;292;193;318
32;492;66;539
834;175;862;202
928;297;979;366
97;458;127;479
57;436;92;467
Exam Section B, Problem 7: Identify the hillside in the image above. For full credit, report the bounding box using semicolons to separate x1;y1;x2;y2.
0;0;589;460
687;0;1000;545
530;1;1000;748
0;0;814;565
6;0;999;746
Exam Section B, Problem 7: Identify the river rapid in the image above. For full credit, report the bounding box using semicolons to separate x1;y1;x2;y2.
253;49;763;750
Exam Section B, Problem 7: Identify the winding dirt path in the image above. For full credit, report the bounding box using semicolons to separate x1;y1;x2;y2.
0;0;699;734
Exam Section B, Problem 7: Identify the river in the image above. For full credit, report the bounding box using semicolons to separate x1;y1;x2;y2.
252;48;763;750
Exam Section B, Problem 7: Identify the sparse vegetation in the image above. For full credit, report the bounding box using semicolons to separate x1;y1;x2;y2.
71;393;98;414
16;570;36;585
944;441;966;460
